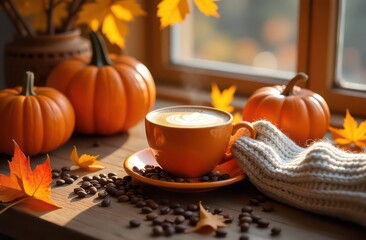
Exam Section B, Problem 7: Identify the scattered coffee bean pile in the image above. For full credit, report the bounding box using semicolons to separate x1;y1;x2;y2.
52;167;282;238
133;165;231;183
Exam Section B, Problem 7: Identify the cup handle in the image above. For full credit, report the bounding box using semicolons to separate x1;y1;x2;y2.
232;121;256;139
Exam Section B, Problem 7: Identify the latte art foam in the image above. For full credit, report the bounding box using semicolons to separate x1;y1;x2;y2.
146;107;230;128
166;112;218;126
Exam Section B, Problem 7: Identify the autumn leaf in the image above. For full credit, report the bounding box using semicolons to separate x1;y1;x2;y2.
0;142;59;212
70;146;105;171
190;201;228;233
211;83;237;113
77;0;145;48
329;109;366;148
157;0;220;29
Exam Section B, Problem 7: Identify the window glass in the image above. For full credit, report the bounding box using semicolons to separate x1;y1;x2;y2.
171;0;300;78
337;0;366;90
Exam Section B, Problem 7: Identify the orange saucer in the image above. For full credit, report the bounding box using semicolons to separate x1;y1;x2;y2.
123;148;245;192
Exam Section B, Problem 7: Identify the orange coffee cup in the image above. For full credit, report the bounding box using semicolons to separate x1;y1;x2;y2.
145;105;255;178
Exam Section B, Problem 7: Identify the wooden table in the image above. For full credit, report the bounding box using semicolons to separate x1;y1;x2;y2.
0;99;365;240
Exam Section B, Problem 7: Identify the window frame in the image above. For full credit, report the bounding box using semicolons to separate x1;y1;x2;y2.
146;0;366;117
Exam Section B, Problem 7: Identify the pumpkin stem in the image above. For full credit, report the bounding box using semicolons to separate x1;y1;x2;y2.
89;31;112;66
281;72;308;96
20;71;36;96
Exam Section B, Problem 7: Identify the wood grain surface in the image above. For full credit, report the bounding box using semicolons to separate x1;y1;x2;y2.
0;99;365;240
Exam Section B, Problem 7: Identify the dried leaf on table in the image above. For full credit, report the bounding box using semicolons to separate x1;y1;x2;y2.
158;0;220;29
77;0;145;48
70;146;105;171
190;201;228;233
0;142;59;213
328;109;366;149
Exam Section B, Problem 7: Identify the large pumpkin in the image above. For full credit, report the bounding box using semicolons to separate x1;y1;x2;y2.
242;73;330;146
0;71;75;156
47;31;156;135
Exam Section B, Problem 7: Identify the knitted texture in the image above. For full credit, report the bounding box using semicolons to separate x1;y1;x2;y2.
231;120;366;227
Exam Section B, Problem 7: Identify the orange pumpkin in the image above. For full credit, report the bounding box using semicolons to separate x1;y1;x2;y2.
0;71;75;156
46;31;156;134
242;73;330;146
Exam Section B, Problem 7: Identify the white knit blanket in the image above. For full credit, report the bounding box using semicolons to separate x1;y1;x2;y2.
231;120;366;227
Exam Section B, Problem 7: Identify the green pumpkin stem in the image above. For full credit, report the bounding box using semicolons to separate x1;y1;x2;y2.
89;31;112;66
281;72;308;96
20;71;36;96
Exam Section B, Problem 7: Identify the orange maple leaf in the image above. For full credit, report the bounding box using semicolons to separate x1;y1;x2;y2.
0;142;59;211
328;109;366;148
70;146;105;171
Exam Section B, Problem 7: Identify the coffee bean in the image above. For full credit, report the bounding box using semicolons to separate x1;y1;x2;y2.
93;183;102;189
141;207;153;214
175;215;185;224
88;186;98;195
189;216;199;226
61;173;71;179
146;213;158;221
182;210;193;218
174;177;185;183
64;177;74;184
115;189;126;197
271;227;281;236
174;224;186;233
210;175;220;182
170;202;181;209
215;229;227;238
250;214;261;223
99;173;107;178
56;179;65;186
70;174;79;180
187;203;198;211
239;235;249;240
257;219;270;228
108;172;117;178
160;206;171;215
240;222;250;232
82;176;93;181
254;194;267;203
61;166;70;172
118;195;129;202
52;169;61;174
200;175;210;182
164;226;175;236
147;202;159;209
98;190;108;198
239;212;251;219
241;206;253;213
74;187;84;194
152;226;164;236
76;190;87;198
81;181;92;189
223;214;233;223
173;207;184;215
100;198;111;207
239;216;253;224
136;201;147;208
52;172;60;178
220;173;230;180
129;219;141;228
214;208;223;214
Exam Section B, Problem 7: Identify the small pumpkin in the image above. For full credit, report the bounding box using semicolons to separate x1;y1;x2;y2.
0;71;75;156
242;72;330;146
46;31;156;135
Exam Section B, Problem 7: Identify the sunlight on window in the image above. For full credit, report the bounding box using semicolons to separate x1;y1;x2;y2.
337;0;366;90
171;0;299;78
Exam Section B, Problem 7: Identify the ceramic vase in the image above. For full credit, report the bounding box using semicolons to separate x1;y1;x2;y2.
3;29;91;87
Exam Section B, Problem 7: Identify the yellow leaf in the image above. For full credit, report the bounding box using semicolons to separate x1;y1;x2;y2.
157;0;190;29
329;109;366;148
77;0;144;48
70;146;105;171
211;83;237;113
190;201;228;233
193;0;220;17
232;112;242;124
102;14;128;48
